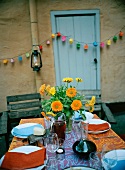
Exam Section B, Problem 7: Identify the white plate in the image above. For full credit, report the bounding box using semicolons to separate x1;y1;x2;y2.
64;167;95;170
73;111;94;122
87;119;111;134
11;123;44;138
0;146;47;170
104;149;125;161
102;149;125;170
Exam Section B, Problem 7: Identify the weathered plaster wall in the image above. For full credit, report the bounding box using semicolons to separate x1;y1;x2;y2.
0;0;125;111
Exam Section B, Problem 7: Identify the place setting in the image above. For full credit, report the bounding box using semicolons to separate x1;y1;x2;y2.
0;120;52;169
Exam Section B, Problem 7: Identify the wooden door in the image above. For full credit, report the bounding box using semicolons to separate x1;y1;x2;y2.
51;10;100;91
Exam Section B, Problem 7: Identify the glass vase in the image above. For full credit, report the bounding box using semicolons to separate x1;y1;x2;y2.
65;116;73;133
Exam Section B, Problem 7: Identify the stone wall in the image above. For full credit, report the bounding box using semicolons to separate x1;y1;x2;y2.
0;0;125;111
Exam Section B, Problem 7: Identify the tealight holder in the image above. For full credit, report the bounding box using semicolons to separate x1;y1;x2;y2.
56;138;65;160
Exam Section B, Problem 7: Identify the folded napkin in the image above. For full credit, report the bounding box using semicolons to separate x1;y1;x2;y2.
1;148;46;169
88;122;110;131
13;123;42;136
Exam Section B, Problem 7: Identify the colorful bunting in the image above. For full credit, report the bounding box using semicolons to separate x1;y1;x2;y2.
57;32;61;37
84;44;88;50
3;59;8;64
93;41;98;46
0;25;124;67
18;56;22;61
39;45;43;51
113;36;117;42
46;40;50;45
62;36;66;42
69;38;74;44
107;40;111;46
25;53;30;58
100;42;105;48
10;58;14;63
51;34;55;39
76;43;80;49
119;31;124;37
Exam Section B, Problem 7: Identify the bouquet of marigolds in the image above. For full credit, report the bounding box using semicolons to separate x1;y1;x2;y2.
39;77;95;121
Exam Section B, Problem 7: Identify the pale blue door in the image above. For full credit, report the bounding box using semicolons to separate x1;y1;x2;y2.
51;10;100;90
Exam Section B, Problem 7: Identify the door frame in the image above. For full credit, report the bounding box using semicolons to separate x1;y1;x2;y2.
51;10;100;90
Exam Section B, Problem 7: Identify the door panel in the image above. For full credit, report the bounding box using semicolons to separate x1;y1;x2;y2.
51;10;100;90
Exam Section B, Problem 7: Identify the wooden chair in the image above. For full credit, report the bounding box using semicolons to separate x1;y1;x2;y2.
0;112;8;155
6;93;43;146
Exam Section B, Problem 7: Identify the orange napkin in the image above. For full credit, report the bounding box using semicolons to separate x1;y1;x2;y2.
88;122;110;131
1;148;46;170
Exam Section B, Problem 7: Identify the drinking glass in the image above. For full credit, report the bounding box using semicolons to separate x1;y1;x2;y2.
45;158;58;170
72;121;81;140
101;144;117;170
44;118;52;137
89;152;103;170
45;133;59;158
80;121;89;140
53;120;66;140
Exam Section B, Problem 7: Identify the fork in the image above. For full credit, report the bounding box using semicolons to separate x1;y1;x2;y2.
91;135;117;140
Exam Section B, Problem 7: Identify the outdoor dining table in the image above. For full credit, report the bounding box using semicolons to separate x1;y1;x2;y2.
8;114;125;169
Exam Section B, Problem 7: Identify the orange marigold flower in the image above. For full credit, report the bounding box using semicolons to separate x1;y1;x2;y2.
66;87;77;97
51;101;63;112
71;100;82;111
39;84;46;95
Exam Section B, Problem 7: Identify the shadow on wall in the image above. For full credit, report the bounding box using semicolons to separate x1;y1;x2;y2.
107;102;125;140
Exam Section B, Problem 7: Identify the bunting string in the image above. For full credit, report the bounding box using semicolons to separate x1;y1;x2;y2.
0;25;124;65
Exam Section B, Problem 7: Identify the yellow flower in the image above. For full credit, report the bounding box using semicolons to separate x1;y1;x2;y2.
76;78;83;82
71;100;82;111
51;101;63;112
66;87;77;98
62;77;73;83
46;112;56;117
89;106;94;112
46;85;51;92
49;87;56;95
39;84;46;95
85;96;96;107
90;96;96;105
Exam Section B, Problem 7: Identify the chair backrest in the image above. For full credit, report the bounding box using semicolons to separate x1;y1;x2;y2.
80;90;101;103
6;93;43;132
7;93;42;120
